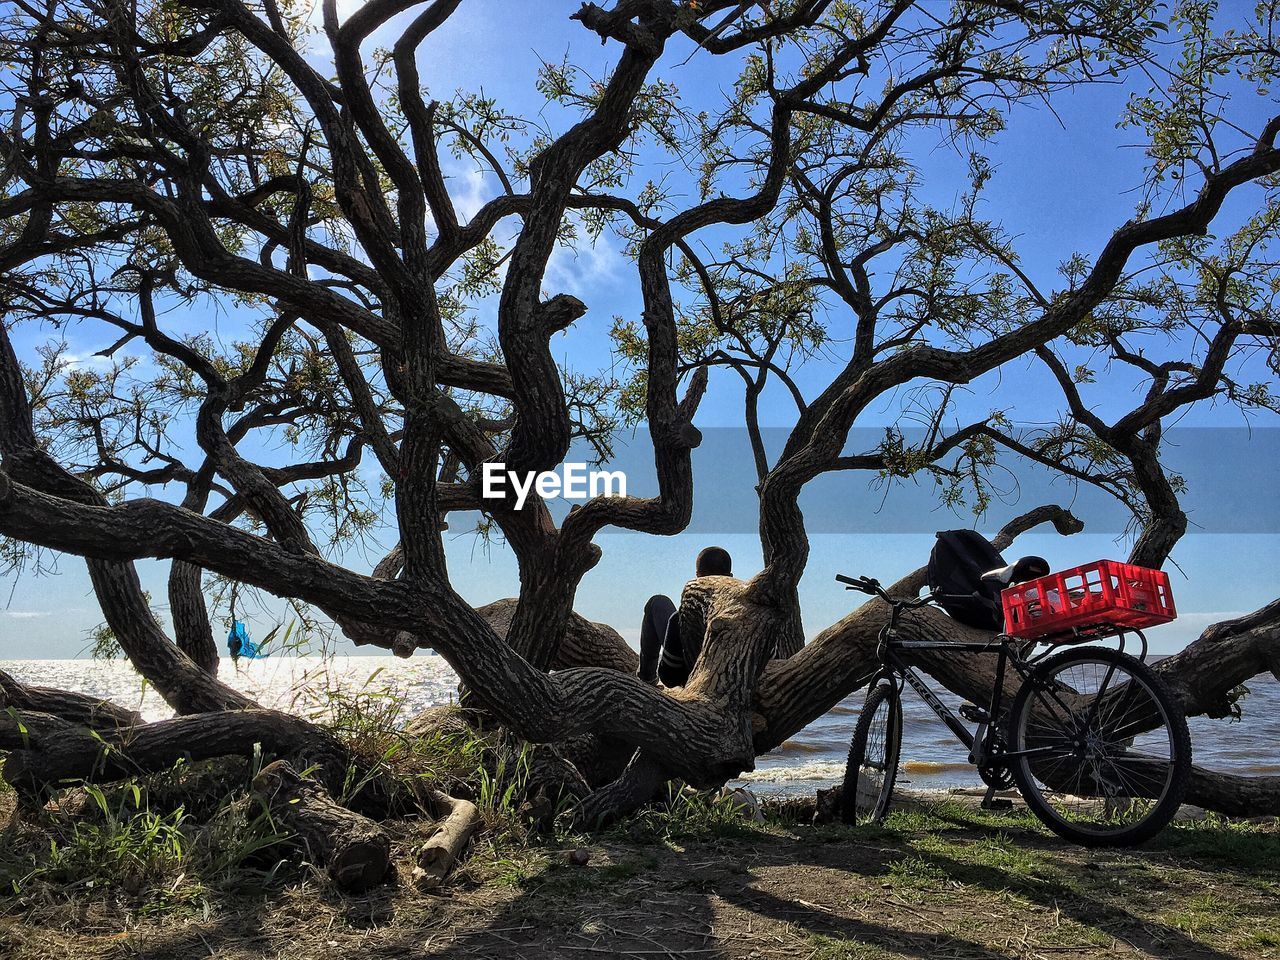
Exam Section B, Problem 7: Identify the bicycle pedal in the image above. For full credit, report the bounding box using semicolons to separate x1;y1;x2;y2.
982;797;1014;811
959;703;991;724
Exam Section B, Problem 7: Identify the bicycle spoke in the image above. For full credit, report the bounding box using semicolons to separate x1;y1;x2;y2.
1011;650;1188;844
844;684;901;826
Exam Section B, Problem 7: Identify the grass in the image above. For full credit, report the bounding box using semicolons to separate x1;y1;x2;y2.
764;799;1279;957
0;686;514;921
1153;811;1280;870
0;774;296;914
478;796;1279;956
292;674;492;808
4;677;1277;959
805;933;896;959
609;785;766;845
885;853;948;889
1243;929;1280;952
2;787;1277;959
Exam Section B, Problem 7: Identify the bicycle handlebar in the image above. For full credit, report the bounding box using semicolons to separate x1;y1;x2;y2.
834;573;874;591
835;573;935;609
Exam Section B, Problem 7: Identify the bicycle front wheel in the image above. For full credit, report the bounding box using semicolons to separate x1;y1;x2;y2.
841;682;902;825
1008;647;1191;847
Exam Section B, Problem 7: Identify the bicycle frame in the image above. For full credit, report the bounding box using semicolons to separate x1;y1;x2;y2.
844;573;1151;774
880;642;1027;768
872;600;1058;770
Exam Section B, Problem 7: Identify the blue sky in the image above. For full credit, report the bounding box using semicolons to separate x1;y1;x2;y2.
2;1;1278;658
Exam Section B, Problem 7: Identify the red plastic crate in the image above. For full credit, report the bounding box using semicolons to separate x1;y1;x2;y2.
1000;560;1176;641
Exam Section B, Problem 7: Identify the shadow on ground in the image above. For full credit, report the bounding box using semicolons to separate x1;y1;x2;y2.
4;802;1279;960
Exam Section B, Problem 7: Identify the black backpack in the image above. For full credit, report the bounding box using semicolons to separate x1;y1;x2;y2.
927;530;1006;630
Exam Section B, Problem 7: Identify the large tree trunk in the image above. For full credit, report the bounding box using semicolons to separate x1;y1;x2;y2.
477;598;638;674
1184;767;1280;817
169;558;220;677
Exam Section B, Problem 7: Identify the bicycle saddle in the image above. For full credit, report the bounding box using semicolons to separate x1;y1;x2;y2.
981;555;1050;587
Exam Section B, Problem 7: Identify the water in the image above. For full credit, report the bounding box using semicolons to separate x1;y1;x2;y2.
3;656;1278;793
743;666;1280;793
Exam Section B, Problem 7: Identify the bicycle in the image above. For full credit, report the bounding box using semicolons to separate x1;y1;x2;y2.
835;573;1192;847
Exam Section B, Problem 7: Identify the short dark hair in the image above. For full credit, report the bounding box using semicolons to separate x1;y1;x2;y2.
696;546;733;577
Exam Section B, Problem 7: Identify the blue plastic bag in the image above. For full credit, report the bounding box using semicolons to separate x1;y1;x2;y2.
227;620;262;659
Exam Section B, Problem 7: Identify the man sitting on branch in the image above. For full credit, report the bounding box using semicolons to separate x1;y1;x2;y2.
639;546;738;688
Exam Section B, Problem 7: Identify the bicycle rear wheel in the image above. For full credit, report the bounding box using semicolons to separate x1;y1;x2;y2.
1008;647;1191;847
841;682;902;825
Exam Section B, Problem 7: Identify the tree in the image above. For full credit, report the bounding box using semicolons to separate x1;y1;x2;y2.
2;0;1280;841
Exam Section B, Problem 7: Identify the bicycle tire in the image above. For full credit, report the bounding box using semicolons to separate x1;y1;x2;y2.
841;682;902;825
1007;646;1191;847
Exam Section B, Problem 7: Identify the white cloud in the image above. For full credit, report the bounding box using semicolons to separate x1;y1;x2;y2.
2;611;52;619
49;335;155;377
450;167;492;223
544;232;626;300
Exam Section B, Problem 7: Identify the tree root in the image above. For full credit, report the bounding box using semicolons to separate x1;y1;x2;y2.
523;741;592;820
572;752;667;828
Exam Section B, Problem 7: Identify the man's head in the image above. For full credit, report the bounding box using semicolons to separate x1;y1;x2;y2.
695;546;733;578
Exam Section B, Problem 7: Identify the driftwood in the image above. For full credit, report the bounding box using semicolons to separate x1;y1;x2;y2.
253;759;392;892
412;790;481;889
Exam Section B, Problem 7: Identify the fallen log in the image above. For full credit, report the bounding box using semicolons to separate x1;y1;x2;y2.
1185;765;1280;817
253;759;392;892
0;708;349;799
573;752;668;827
0;668;142;730
412;790;481;889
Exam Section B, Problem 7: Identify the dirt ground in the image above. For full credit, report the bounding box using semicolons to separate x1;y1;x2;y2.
2;794;1278;960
